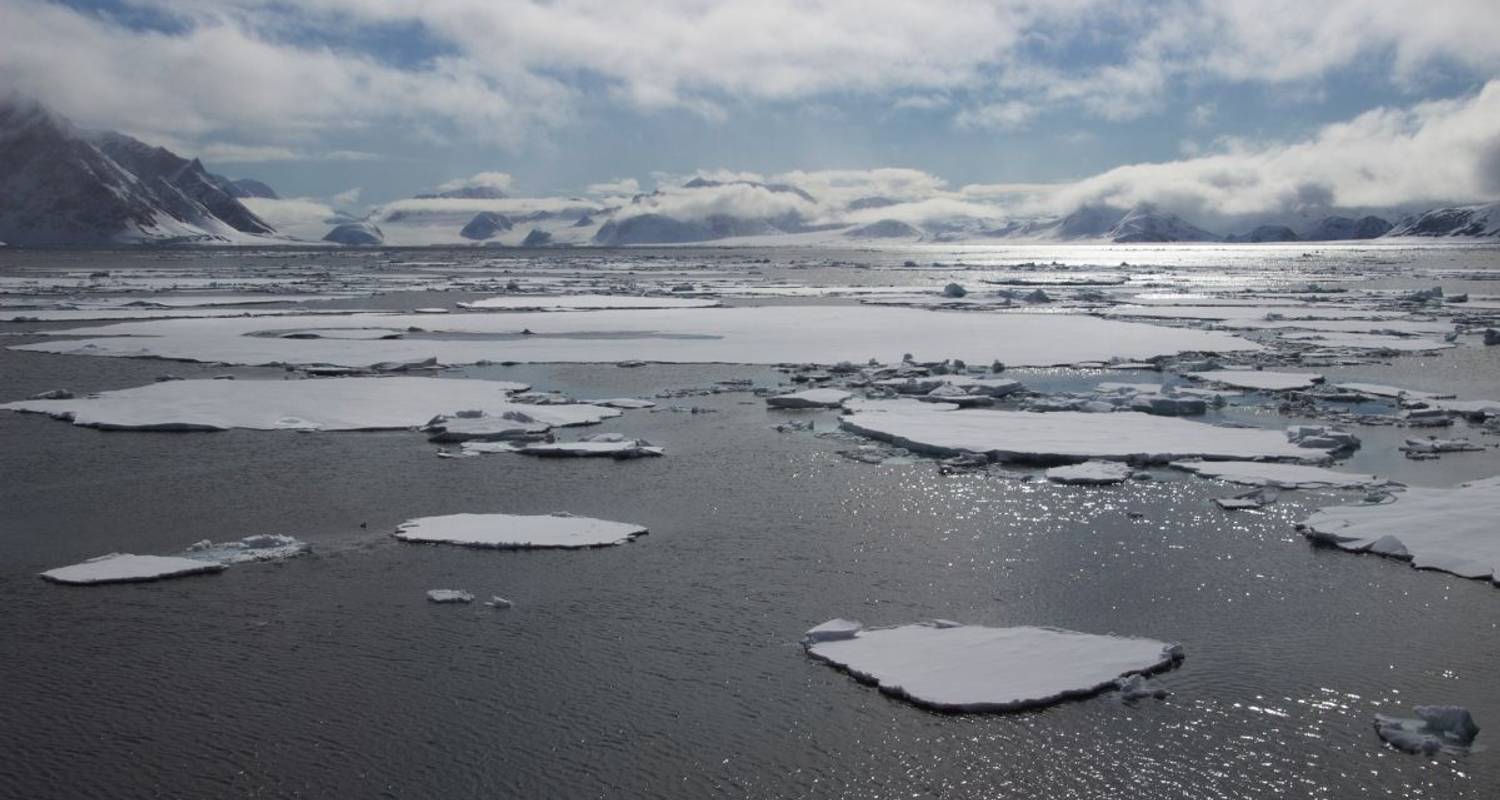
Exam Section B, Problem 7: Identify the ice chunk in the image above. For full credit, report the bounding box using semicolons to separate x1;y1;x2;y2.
1299;476;1500;584
1187;370;1323;392
425;411;552;443
1375;706;1480;754
426;589;474;603
40;553;225;585
1045;461;1133;485
803;621;1183;712
841;407;1331;464
766;388;852;409
484;595;514;609
802;618;864;643
517;436;664;459
1170;461;1388;490
1115;674;1170;702
2;377;614;432
182;534;311;564
594;398;657;409
395;512;648;549
456;294;719;310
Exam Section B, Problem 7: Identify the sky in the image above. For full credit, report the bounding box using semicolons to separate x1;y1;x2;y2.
3;0;1499;225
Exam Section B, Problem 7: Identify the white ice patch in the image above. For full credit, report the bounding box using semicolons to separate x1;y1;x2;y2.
594;398;657;409
1186;370;1323;391
426;589;474;603
40;553;225;585
517;436;663;458
457;294;720;310
1170;461;1389;490
395;512;648;549
841;407;1329;464
803;621;1183;712
2;377;615;432
767;388;852;409
1045;461;1133;485
182;534;311;564
1299;476;1500;584
13;306;1261;369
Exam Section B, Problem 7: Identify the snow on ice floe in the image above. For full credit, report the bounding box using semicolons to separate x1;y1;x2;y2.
516;434;663;459
426;589;474;604
802;620;1183;712
40;553;225;585
182;534;311;564
766;388;852;409
594;398;657;409
1;377;616;432
456;294;720;311
1170;461;1390;490
1375;706;1481;754
1045;461;1133;485
12;306;1260;369
1186;370;1323;392
395;512;648;549
1298;476;1500;585
840;407;1331;465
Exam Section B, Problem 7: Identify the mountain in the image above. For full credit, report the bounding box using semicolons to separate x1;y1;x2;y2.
0;98;276;245
1300;215;1391;240
1225;224;1299;243
593;213;780;245
681;177;817;203
1105;206;1219;242
459;212;513;240
322;221;383;245
846;219;922;239
414;185;509;200
1385;203;1500;238
211;176;279;199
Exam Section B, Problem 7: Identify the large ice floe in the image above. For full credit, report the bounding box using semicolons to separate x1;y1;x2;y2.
40;554;225;585
11;306;1259;369
394;512;648;549
1375;706;1481;754
840;406;1332;464
766;388;852;409
1045;461;1134;485
802;620;1183;712
1;377;618;432
1298;476;1500;584
1186;370;1323;391
1170;461;1390;490
455;294;719;311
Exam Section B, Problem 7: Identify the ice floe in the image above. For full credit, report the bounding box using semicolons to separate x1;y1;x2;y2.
426;589;474;604
182;534;311;564
517;434;664;459
766;388;852;409
802;620;1183;712
1170;461;1387;489
40;553;225;585
1045;461;1133;485
2;377;616;432
456;294;720;310
1375;706;1481;754
1298;476;1500;584
841;407;1331;464
1186;370;1323;391
395;512;648;549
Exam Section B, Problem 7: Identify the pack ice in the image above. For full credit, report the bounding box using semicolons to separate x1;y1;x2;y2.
840;407;1331;465
1170;461;1389;490
1;377;618;432
40;554;226;585
802;620;1183;712
395;512;648;549
1298;476;1500;585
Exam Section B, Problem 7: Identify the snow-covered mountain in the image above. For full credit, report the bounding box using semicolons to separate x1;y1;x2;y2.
1385;203;1500;238
1105;206;1220;242
1300;215;1391;240
0;98;278;245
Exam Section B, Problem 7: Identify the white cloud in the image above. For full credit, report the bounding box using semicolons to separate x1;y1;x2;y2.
331;187;362;206
434;171;515;193
585;178;640;196
240;196;341;241
954;100;1036;131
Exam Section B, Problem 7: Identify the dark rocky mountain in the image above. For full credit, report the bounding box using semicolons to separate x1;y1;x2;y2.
1300;215;1391;240
847;196;900;211
322;222;383;245
1105;206;1219;242
459;212;513;240
846;219;922;239
593;213;781;245
1385;204;1499;238
1225;224;1299;243
211;176;279;199
0;98;276;245
520;228;553;247
414;185;509;200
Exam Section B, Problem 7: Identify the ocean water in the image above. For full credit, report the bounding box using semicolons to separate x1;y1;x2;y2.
1;245;1498;799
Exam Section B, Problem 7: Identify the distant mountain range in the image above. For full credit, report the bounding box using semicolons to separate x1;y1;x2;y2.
2;98;1497;247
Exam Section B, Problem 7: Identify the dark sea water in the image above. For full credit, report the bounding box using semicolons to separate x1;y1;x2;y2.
2;246;1499;799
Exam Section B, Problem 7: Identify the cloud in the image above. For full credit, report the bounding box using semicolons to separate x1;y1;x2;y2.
331;187;362;206
954;101;1036;131
434;171;515;193
585;177;640;196
240;196;341;241
193;143;382;163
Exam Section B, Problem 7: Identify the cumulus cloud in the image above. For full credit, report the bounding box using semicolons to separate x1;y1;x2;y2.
434;171;515;193
585;178;641;196
954;101;1037;131
240;196;342;241
330;187;362;206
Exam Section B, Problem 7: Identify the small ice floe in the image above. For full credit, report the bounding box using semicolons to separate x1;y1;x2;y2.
1214;486;1279;510
1045;461;1133;485
802;620;1183;712
766;388;852;409
1401;437;1483;460
426;589;474;604
395;512;648;549
425;410;552;443
40;553;225;585
182;534;311;564
1114;674;1170;702
29;389;73;400
1333;382;1449;401
456;294;718;311
1286;425;1360;452
1170;460;1388;490
841;407;1333;464
1375;706;1480;754
1298;476;1500;584
483;596;514;609
594;398;657;409
517;434;664;459
1187;370;1323;392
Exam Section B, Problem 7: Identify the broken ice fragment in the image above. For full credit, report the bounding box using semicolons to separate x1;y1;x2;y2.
766;388;852;409
1375;706;1480;754
40;553;225;585
1045;461;1133;485
426;589;474;604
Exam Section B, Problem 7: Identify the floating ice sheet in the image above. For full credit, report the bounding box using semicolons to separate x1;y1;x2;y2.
1170;461;1388;489
394;512;648;549
1299;476;1500;584
2;377;615;432
803;621;1183;712
766;388;852;408
40;554;225;585
841;407;1329;464
1186;370;1323;391
13;306;1261;369
457;294;720;310
1045;461;1133;485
